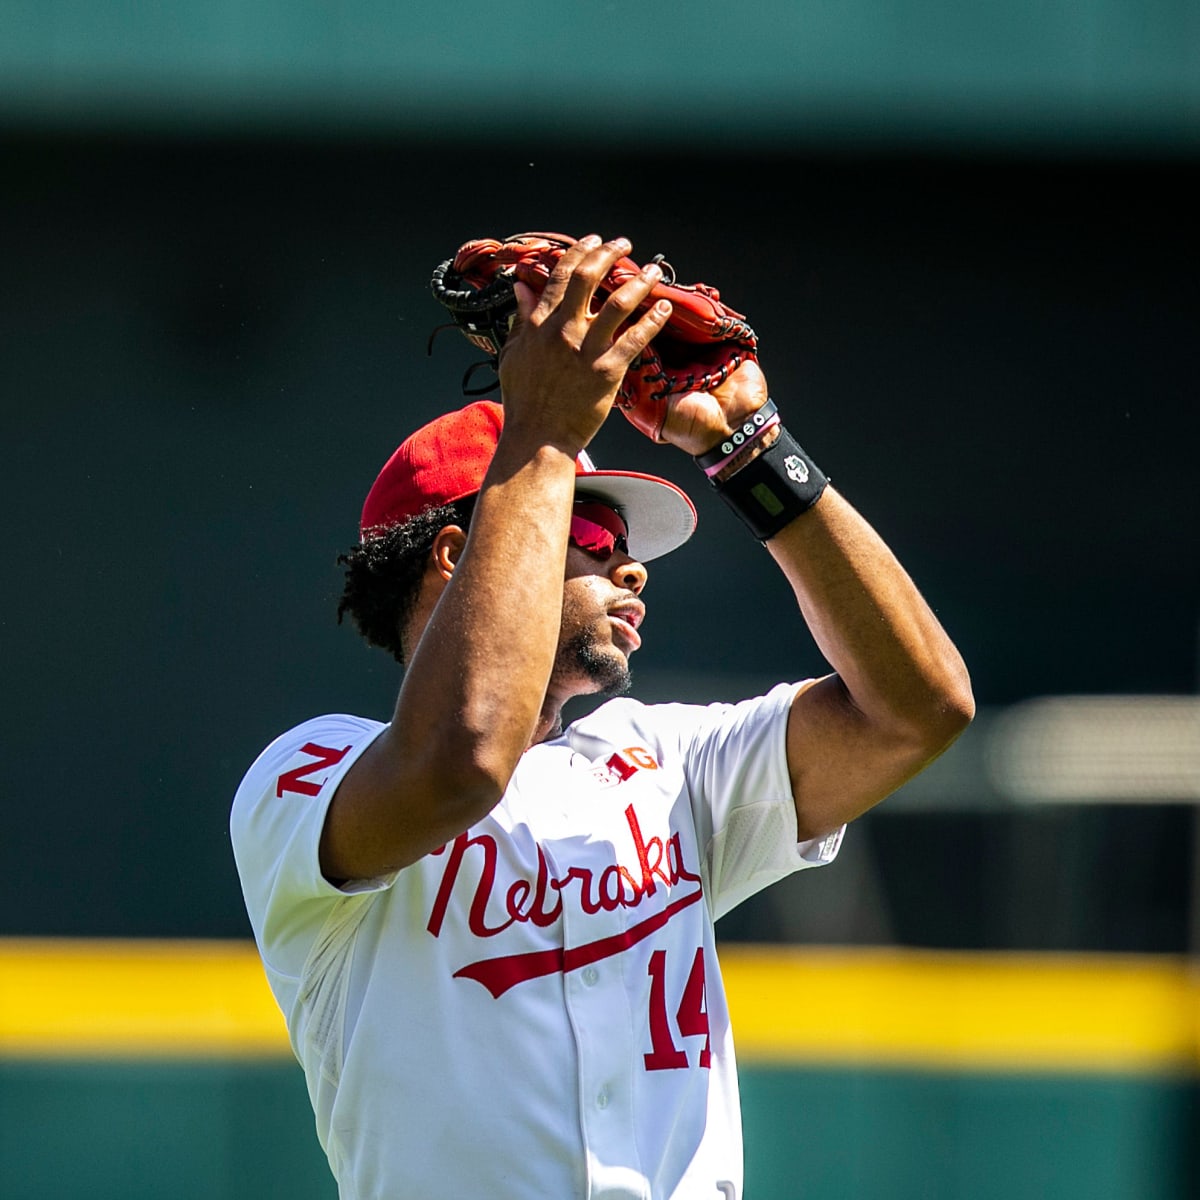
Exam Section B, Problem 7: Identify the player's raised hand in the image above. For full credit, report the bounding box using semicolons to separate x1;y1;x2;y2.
497;235;672;454
656;358;771;457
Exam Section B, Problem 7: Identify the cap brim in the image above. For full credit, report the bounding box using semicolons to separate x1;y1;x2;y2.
573;471;697;562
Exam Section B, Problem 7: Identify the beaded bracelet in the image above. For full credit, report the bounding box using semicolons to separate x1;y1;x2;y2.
694;400;829;541
694;399;780;479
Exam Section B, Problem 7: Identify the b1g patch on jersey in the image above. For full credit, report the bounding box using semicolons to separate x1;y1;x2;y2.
275;742;352;798
590;746;660;787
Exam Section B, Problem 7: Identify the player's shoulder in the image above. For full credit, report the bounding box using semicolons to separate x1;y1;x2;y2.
233;713;387;803
564;694;711;744
568;682;807;742
253;712;386;761
568;695;662;733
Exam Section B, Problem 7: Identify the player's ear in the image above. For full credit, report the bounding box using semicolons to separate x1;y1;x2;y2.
431;525;468;581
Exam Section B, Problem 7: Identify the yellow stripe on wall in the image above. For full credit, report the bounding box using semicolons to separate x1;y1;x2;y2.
2;939;1198;1073
0;939;288;1058
722;946;1200;1074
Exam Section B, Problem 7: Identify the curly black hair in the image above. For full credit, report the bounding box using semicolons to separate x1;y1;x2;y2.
336;496;475;665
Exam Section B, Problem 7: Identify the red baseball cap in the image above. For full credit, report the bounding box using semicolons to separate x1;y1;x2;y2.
360;400;697;562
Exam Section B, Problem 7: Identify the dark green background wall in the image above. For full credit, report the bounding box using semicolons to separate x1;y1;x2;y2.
3;1059;1193;1200
2;10;1197;1199
2;133;1196;944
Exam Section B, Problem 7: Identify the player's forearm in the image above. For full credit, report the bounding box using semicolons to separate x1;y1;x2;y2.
406;447;574;748
768;487;975;748
323;440;578;880
397;443;575;754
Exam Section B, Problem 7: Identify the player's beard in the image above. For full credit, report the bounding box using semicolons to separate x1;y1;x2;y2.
555;625;632;698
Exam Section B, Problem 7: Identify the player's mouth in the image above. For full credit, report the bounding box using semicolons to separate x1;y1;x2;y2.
607;602;645;653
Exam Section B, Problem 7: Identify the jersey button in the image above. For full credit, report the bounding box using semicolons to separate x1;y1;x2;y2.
583;966;599;986
596;1086;610;1109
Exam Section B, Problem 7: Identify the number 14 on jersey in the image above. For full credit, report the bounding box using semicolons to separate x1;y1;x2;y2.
644;947;711;1071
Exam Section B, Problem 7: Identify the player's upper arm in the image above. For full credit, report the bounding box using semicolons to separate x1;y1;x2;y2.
784;673;967;842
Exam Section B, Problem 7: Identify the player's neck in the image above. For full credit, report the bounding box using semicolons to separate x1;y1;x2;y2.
529;702;565;748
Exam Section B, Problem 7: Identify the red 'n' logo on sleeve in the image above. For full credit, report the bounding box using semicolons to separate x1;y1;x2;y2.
275;742;352;798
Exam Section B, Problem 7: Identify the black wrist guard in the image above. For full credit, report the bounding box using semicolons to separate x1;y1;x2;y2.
706;424;828;541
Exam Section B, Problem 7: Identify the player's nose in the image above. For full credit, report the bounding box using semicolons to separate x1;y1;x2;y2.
610;554;647;596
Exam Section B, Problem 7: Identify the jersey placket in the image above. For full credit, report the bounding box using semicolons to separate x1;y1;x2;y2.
554;795;651;1198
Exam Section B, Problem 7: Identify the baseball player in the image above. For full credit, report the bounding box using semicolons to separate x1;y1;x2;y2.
231;235;973;1199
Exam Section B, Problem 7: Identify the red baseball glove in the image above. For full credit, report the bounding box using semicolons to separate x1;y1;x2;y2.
429;232;758;442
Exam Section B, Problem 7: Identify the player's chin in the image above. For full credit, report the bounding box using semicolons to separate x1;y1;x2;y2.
584;645;634;699
592;660;633;699
558;629;633;699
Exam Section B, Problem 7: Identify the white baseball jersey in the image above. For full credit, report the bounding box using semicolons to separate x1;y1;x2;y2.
231;681;843;1200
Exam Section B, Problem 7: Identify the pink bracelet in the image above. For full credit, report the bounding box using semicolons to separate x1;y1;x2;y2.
699;410;780;479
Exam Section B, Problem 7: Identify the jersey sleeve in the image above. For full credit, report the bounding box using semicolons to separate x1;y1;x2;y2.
229;714;392;986
662;682;844;921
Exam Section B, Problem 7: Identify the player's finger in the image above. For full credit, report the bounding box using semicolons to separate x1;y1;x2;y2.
550;236;638;328
601;298;673;370
509;280;539;338
532;233;604;319
586;257;664;347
